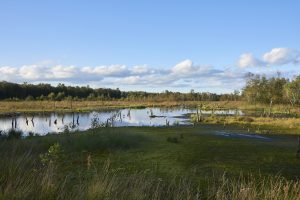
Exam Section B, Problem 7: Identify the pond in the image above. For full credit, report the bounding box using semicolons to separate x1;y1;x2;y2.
0;107;244;135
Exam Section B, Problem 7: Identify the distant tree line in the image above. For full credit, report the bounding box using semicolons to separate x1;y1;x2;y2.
0;81;240;101
242;73;300;106
1;73;299;104
0;82;121;101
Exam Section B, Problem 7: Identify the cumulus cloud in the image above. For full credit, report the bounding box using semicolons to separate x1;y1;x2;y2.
1;59;247;92
131;65;151;75
171;59;194;74
0;66;18;81
170;59;220;78
19;65;43;80
81;65;128;77
238;48;300;68
263;48;300;66
48;65;77;79
120;76;141;84
0;66;17;74
4;49;299;93
238;53;265;68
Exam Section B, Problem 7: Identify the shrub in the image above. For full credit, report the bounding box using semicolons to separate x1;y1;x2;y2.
48;92;56;100
6;129;23;140
25;95;34;101
40;143;63;166
90;113;103;131
55;92;65;101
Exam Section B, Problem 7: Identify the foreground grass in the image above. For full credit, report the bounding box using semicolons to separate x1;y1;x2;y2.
1;126;300;199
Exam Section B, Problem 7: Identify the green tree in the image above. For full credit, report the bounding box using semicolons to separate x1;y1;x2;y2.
25;95;34;101
284;76;300;106
56;92;65;101
48;92;56;100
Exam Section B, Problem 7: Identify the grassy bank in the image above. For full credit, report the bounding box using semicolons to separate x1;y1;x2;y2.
0;100;249;114
1;100;300;115
1;126;300;199
192;115;300;135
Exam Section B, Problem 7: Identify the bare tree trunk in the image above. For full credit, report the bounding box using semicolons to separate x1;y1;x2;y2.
196;108;201;122
268;99;273;117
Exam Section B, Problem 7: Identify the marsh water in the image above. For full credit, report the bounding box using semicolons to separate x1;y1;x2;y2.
0;107;244;135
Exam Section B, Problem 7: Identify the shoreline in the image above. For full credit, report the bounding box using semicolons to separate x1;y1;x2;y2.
0;100;299;113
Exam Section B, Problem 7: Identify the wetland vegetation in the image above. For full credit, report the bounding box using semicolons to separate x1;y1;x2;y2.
1;126;300;199
1;74;300;199
2;0;300;198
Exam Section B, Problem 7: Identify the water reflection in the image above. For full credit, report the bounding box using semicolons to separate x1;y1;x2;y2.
0;107;243;135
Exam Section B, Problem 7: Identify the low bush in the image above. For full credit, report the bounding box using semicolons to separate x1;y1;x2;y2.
6;129;23;140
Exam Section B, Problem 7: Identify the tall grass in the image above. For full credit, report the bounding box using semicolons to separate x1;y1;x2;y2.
0;142;201;200
1;145;300;199
207;174;300;200
1;127;300;199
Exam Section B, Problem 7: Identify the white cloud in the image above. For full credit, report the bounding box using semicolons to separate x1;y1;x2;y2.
19;65;44;79
238;53;264;68
131;65;151;74
48;65;77;79
0;66;18;81
120;76;141;84
17;65;80;81
0;59;246;92
0;66;17;74
238;48;300;68
1;48;299;93
171;59;194;74
81;65;128;77
170;59;218;78
263;48;299;66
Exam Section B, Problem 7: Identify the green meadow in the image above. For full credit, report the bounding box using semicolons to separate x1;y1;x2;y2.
1;125;300;199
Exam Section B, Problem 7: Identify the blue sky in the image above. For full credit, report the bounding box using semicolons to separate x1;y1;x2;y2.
0;0;299;93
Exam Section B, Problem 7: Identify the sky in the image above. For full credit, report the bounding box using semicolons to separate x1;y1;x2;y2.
0;0;299;93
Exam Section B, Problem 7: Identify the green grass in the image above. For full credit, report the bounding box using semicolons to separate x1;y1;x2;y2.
192;115;300;135
1;126;300;199
1;100;299;114
0;100;198;114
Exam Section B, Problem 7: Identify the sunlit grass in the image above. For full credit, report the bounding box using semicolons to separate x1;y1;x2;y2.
192;115;300;135
1;126;300;199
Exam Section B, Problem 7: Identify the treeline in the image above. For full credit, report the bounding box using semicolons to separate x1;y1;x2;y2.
2;73;299;104
0;82;122;100
242;73;300;106
0;81;239;101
